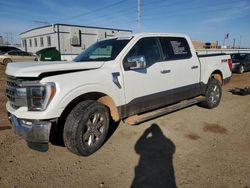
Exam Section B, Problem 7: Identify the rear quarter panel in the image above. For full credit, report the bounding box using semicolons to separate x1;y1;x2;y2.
199;54;231;84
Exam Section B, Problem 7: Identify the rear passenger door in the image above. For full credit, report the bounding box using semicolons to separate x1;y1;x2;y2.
20;51;33;61
160;37;200;101
15;51;26;61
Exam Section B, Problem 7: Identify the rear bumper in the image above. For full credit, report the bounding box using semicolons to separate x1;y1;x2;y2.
9;114;52;143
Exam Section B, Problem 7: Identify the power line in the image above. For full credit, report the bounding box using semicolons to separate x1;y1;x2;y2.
141;0;241;21
34;20;50;25
85;10;136;25
139;0;240;18
53;0;128;23
52;4;137;31
141;0;168;7
71;5;137;24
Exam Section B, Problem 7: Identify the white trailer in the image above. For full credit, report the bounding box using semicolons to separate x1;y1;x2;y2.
20;23;132;60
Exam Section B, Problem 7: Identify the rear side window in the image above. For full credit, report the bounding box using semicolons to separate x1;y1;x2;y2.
47;36;51;46
8;51;18;55
20;52;29;56
160;37;192;60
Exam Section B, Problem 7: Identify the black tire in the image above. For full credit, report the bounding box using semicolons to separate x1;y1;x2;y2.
3;58;12;65
200;78;222;109
63;100;110;156
34;58;38;61
238;65;244;74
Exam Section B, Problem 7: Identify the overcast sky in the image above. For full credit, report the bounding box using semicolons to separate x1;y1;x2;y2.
0;0;249;47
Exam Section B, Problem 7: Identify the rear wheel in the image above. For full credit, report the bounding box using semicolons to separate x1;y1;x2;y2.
238;65;244;74
63;100;110;156
3;58;12;65
200;78;222;109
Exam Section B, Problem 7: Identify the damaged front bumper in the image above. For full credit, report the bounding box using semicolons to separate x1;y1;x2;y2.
9;114;52;143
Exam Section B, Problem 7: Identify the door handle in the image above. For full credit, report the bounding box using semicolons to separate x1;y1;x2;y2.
161;70;171;74
191;65;199;69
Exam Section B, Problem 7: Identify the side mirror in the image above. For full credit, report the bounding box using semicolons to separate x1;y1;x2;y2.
124;55;146;70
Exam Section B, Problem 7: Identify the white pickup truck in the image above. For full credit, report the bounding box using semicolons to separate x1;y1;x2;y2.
5;33;232;156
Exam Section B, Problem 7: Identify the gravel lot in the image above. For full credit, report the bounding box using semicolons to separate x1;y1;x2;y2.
0;65;250;188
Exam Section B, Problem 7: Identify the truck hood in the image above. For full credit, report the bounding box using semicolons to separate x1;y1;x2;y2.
5;61;105;78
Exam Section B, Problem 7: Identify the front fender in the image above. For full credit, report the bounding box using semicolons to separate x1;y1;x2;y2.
57;83;123;112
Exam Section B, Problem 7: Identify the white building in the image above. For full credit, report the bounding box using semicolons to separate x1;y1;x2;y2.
20;23;132;60
0;36;3;45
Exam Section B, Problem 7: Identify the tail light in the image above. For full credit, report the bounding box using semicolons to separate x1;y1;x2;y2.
228;59;232;71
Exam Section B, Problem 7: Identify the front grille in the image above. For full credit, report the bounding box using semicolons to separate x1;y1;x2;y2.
6;77;27;109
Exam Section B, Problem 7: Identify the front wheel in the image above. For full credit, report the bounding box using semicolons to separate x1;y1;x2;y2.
3;58;12;65
200;78;222;109
63;101;110;156
238;65;244;74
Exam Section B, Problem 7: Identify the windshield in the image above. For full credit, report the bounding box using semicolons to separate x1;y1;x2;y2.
74;38;131;62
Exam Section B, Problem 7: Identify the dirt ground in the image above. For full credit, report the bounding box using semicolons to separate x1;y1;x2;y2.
0;65;250;188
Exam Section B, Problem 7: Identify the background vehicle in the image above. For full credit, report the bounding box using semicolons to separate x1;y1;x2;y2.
36;47;61;61
0;46;21;54
5;33;232;156
0;50;38;65
230;53;250;73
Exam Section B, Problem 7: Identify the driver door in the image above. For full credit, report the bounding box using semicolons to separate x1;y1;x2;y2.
122;37;173;116
8;51;20;62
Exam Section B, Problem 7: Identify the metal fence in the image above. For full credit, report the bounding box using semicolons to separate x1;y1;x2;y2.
196;49;250;55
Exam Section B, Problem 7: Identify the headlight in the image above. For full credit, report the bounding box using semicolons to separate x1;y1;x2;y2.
26;83;56;111
14;82;56;111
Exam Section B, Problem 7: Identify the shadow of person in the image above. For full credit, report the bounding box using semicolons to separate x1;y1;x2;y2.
131;123;176;188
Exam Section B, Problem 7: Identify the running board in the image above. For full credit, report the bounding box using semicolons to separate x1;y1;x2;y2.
124;96;206;125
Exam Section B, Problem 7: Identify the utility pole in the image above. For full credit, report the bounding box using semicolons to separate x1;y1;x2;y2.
137;0;140;33
4;32;9;45
239;35;242;48
10;32;13;44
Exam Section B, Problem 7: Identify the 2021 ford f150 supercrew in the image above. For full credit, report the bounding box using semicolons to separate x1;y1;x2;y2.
5;33;232;156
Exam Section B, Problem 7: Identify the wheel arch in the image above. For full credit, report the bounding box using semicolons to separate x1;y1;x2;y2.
211;70;223;85
59;92;120;123
3;58;12;65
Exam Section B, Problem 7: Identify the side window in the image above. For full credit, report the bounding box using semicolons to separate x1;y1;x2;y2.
16;51;23;56
160;37;192;60
40;37;44;47
247;55;250;61
34;38;37;47
20;52;29;56
125;37;162;66
29;39;32;47
22;40;26;48
47;36;51;46
159;38;171;60
8;51;17;56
